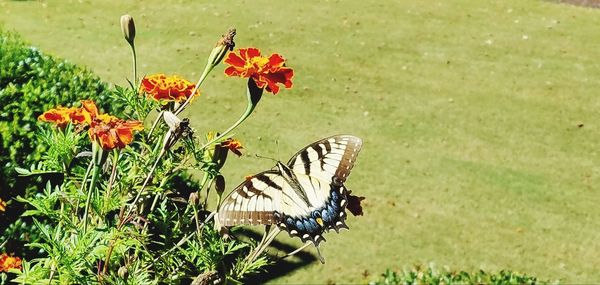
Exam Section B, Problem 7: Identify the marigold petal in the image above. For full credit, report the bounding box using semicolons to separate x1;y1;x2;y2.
81;100;99;118
243;47;261;59
224;52;247;68
268;53;286;68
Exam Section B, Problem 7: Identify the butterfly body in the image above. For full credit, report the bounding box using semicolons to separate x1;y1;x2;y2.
218;135;362;247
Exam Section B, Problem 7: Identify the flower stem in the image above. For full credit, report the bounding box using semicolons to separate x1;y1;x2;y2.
131;43;137;85
280;242;312;260
174;63;213;116
146;110;164;140
197;83;259;151
75;160;93;220
104;150;120;211
83;163;100;233
247;226;280;262
122;148;165;226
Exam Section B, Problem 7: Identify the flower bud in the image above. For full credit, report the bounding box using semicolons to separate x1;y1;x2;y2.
118;266;129;280
215;175;225;196
120;14;136;47
208;28;236;67
188;191;199;206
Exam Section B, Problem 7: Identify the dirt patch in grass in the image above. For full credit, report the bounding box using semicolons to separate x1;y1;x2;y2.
556;0;600;8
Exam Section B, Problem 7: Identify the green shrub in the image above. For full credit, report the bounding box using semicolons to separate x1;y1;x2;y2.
0;30;124;254
0;31;118;191
370;265;559;285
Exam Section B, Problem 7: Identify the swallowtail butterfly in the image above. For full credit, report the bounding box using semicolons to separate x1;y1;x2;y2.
217;135;362;247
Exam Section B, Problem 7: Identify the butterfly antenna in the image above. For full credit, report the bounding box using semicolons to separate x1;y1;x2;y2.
254;154;279;163
276;139;280;161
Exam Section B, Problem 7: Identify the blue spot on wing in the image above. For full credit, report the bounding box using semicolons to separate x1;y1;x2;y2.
295;220;305;232
321;209;332;224
276;185;350;246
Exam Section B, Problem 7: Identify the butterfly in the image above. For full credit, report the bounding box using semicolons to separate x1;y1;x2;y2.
217;135;363;248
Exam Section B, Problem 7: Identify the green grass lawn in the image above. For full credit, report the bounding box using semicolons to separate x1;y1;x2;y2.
2;0;600;283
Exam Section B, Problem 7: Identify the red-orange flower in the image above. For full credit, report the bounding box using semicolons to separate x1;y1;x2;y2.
221;138;243;157
38;100;96;127
0;198;6;212
0;254;22;272
140;74;199;103
224;48;293;94
40;100;144;150
38;107;70;126
88;114;144;150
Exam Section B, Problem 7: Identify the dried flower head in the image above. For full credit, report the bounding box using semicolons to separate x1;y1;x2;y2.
209;28;236;67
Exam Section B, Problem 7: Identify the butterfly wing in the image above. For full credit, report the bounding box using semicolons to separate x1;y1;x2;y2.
217;135;363;247
276;135;363;245
217;170;311;227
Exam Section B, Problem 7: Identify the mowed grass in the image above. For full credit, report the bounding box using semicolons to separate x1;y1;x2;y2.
2;0;600;283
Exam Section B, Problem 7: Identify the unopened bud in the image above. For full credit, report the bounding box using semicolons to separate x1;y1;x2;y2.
215;175;225;196
188;191;199;206
118;266;129;280
120;15;136;46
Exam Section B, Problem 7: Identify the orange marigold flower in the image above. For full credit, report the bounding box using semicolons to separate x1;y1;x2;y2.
224;48;293;94
0;254;22;272
38;106;75;127
140;74;199;103
221;138;243;157
38;100;97;127
0;198;6;212
88;114;144;150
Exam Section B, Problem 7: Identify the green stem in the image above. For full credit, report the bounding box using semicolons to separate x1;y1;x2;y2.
146;110;165;140
122;149;165;226
198;85;257;152
75;160;93;220
174;63;213;116
104;150;120;211
83;164;101;233
131;43;137;85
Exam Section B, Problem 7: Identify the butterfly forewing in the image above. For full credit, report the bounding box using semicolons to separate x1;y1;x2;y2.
287;135;363;184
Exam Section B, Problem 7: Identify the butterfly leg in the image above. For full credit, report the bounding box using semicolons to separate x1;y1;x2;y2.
280;242;312;260
314;246;325;264
247;226;282;262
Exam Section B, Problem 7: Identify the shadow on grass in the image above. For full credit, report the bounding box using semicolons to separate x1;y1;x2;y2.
240;230;318;284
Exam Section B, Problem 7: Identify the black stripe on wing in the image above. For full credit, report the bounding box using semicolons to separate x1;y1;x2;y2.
218;171;281;226
288;135;363;184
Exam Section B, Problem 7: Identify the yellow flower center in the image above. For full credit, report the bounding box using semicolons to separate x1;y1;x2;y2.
248;56;270;71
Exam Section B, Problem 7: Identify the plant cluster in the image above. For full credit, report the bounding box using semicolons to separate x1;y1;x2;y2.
0;30;132;264
1;15;296;284
0;31;119;191
370;265;559;285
